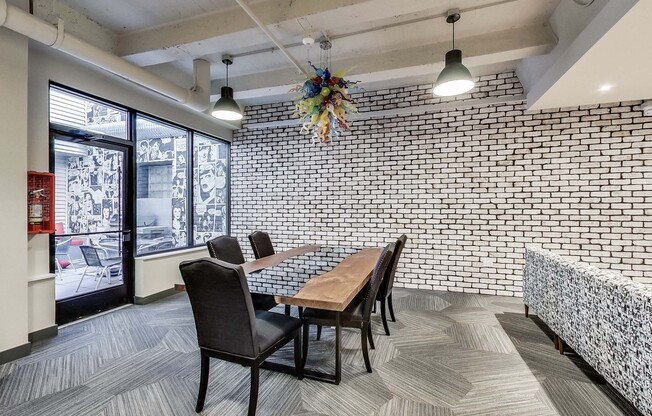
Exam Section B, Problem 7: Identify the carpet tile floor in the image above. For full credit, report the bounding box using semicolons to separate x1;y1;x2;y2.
0;289;643;416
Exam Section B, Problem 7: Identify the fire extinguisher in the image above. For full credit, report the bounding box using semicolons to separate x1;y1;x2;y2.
29;188;45;231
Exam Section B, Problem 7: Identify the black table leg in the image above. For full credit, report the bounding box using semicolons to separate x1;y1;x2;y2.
298;313;344;385
335;312;341;384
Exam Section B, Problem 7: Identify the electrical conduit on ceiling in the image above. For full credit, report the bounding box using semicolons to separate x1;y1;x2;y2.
234;0;308;76
0;0;211;113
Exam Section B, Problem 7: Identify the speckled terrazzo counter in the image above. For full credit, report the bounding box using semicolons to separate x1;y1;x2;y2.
523;246;652;416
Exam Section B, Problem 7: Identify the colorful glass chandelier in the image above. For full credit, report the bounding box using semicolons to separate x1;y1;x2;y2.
293;38;358;144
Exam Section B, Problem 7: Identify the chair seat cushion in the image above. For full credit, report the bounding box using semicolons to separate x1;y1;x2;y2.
57;259;71;269
255;311;302;353
250;292;277;311
303;296;365;324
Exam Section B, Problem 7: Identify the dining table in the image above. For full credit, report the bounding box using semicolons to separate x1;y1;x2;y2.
242;244;383;384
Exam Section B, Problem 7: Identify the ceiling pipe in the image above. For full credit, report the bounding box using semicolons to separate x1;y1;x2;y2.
0;0;210;112
234;0;308;76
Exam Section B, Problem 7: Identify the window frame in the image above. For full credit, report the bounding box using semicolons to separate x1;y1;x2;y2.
191;132;232;246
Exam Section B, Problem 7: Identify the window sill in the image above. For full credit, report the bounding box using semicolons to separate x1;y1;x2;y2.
135;245;207;261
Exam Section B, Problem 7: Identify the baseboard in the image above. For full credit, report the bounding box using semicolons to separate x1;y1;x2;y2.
134;287;178;305
0;342;31;365
28;325;58;343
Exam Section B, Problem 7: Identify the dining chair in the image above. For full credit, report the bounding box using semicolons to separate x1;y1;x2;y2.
248;231;300;316
302;243;395;373
376;234;407;335
248;231;275;259
179;258;303;415
76;245;122;292
54;236;76;280
206;235;278;311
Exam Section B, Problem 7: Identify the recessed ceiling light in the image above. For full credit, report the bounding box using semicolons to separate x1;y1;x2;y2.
599;84;613;92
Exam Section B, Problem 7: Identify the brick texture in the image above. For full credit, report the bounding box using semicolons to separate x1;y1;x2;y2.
231;71;652;296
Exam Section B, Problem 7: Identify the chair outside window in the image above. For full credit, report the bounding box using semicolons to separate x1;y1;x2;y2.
179;258;303;415
55;237;76;278
248;231;275;259
76;245;122;292
376;235;407;335
302;243;395;374
206;236;277;311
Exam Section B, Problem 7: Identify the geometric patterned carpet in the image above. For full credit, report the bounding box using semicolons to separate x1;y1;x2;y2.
0;289;642;415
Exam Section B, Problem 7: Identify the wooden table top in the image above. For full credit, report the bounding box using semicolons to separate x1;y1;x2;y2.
275;247;383;312
241;244;321;274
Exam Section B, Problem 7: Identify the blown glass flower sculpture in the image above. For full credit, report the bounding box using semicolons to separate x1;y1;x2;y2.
293;62;358;144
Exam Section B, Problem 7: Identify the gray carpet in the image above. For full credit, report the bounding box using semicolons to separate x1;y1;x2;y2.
0;289;642;415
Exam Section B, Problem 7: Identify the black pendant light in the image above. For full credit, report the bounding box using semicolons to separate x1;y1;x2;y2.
212;55;243;121
433;9;475;97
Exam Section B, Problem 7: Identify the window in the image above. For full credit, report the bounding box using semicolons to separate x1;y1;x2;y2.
193;134;229;245
136;116;189;254
49;86;128;140
50;85;230;256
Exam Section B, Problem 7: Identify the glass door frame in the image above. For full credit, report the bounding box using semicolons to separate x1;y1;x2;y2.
50;126;135;325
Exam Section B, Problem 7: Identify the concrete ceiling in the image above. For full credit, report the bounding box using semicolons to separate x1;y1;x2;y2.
30;0;649;111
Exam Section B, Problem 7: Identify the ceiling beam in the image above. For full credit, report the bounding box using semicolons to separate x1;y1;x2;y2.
210;24;554;104
116;0;381;65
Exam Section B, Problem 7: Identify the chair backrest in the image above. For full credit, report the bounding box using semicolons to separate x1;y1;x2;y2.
248;231;275;259
55;237;72;254
206;235;246;264
361;243;395;320
79;245;102;267
379;235;407;297
179;258;258;357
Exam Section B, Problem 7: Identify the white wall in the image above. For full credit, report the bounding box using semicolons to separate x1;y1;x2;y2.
0;27;29;354
135;247;208;299
233;72;652;296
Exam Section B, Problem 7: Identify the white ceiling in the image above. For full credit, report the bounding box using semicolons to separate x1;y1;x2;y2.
523;0;650;110
29;0;651;110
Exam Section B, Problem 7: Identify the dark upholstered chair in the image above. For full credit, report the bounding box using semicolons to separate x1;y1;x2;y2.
376;235;407;335
206;235;247;264
302;243;395;373
248;231;275;259
179;258;303;415
206;236;277;311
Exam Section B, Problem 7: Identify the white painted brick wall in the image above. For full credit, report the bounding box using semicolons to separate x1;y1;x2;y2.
231;71;652;296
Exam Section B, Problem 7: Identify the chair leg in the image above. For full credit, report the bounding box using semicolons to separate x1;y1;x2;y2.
368;322;375;350
301;321;310;369
294;335;303;380
316;325;322;340
524;304;529;318
380;298;390;336
95;266;109;289
75;266;89;292
248;364;259;416
66;254;76;271
284;304;291;316
196;353;210;413
361;323;372;373
388;293;396;322
55;259;63;281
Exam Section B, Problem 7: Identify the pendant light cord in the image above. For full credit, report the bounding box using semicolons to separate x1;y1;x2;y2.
452;20;455;50
225;63;229;87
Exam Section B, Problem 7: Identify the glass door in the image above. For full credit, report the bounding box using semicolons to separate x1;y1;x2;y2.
52;135;133;324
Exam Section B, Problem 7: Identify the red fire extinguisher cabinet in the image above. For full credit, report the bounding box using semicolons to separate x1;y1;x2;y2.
27;171;55;234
